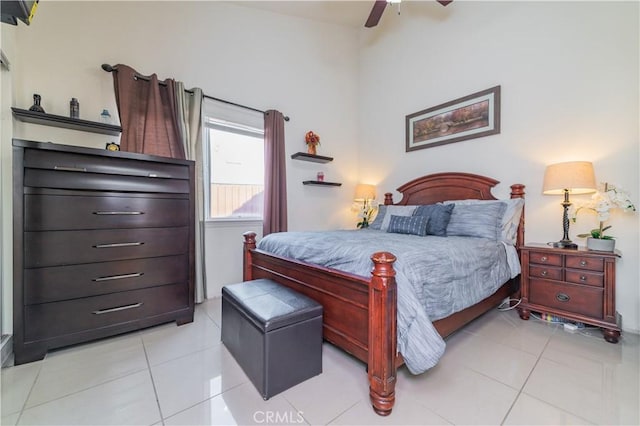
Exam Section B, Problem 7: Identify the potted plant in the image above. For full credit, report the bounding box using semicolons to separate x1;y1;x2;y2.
305;131;320;155
571;182;636;251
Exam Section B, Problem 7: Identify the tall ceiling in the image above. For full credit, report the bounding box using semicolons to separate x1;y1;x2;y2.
233;1;383;29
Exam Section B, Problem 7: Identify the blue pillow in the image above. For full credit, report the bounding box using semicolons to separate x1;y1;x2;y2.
413;204;455;236
387;215;429;236
369;205;386;230
446;202;507;240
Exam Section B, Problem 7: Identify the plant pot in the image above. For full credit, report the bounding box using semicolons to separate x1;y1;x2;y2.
307;144;317;155
586;237;615;252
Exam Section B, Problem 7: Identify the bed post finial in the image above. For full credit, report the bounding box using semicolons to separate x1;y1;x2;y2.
369;251;397;416
243;232;257;281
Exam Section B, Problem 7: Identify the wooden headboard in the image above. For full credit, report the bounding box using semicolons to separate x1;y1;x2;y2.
383;172;526;248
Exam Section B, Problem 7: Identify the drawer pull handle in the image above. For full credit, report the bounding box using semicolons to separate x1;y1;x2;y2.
556;293;570;303
93;272;144;282
580;275;587;282
540;256;548;262
54;166;87;172
94;242;144;248
541;270;548;276
92;302;143;315
580;260;587;267
93;211;144;216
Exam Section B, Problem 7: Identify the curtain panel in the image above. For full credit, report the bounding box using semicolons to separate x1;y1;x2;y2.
263;110;288;236
176;83;206;303
112;64;185;159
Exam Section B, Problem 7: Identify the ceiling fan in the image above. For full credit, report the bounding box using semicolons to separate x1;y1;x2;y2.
365;0;452;28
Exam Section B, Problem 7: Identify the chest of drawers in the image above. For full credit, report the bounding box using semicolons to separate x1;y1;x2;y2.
13;139;195;364
518;244;620;343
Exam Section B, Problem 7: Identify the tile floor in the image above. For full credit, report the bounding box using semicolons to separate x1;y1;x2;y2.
1;298;638;425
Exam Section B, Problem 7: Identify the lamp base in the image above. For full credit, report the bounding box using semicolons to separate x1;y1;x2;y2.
549;241;578;250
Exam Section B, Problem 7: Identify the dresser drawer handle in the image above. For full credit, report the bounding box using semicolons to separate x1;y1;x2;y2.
580;275;587;282
556;293;571;302
580;260;587;266
540;270;548;277
540;256;548;262
93;272;144;282
93;211;144;216
93;242;144;248
54;166;87;172
92;302;143;315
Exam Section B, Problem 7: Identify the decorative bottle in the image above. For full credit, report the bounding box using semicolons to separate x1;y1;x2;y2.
70;98;79;119
100;109;112;124
29;94;45;113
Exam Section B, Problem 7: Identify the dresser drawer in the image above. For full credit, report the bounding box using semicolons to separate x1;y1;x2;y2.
529;265;562;280
24;227;189;268
24;255;188;304
529;251;563;267
565;269;604;287
566;256;604;272
24;283;189;342
25;194;189;231
24;168;189;194
529;279;603;319
24;149;190;179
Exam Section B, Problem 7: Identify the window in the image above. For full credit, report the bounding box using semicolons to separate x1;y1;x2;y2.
203;100;264;220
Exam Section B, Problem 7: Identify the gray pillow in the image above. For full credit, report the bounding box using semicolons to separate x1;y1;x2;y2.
413;204;455;236
387;215;429;236
446;202;508;240
369;205;386;230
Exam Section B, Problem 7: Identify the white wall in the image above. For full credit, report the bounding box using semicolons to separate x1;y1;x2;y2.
358;1;640;332
6;1;639;333
9;1;361;299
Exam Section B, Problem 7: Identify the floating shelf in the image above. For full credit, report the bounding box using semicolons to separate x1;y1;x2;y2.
291;152;333;163
302;180;342;187
12;107;122;136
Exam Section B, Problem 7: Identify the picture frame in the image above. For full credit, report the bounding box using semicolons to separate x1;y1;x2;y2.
406;86;501;152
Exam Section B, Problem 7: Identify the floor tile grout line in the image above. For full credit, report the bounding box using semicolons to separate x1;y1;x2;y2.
142;336;166;426
499;328;555;425
12;360;44;425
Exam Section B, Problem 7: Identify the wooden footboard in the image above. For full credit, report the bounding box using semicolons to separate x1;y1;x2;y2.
242;172;525;416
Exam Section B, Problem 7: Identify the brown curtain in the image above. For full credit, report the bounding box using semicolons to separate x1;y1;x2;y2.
112;64;185;159
263;110;287;235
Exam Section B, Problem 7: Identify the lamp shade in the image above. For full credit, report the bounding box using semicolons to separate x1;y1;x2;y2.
542;161;597;195
354;183;377;201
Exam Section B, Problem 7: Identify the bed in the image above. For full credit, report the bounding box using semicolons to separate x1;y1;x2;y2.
242;172;525;416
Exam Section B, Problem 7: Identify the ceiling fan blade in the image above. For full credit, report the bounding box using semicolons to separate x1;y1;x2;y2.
365;0;387;28
437;0;453;5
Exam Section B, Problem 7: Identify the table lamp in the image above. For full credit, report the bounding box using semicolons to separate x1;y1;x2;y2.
542;161;596;249
354;183;377;228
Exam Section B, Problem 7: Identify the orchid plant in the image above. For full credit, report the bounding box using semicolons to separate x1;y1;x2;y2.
571;182;636;240
356;200;377;229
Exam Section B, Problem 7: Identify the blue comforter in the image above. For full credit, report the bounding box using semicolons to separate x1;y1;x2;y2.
257;229;517;374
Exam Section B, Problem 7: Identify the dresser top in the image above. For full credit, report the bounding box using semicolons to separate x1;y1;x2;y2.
523;242;621;258
13;139;194;167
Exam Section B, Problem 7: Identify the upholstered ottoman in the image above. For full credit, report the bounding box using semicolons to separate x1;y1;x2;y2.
221;279;323;399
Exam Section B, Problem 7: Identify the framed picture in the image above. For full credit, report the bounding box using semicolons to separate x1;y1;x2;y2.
406;86;501;152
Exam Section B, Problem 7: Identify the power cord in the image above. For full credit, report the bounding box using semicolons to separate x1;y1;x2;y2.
497;298;521;311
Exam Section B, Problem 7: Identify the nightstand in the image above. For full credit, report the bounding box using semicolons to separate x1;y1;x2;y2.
518;243;621;343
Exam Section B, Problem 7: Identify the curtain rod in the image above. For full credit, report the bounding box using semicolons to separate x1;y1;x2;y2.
101;64;290;121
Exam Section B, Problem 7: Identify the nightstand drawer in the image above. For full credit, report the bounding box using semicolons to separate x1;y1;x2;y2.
566;256;604;272
529;265;562;280
565;269;604;287
529;251;562;266
529;279;603;319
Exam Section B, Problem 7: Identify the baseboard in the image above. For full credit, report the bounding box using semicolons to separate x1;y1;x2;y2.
1;334;13;367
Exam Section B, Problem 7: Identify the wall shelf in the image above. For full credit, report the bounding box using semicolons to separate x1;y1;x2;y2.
291;152;333;163
12;107;122;136
302;180;342;187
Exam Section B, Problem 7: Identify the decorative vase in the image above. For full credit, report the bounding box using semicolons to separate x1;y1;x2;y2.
29;94;45;113
586;237;615;252
307;144;317;155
